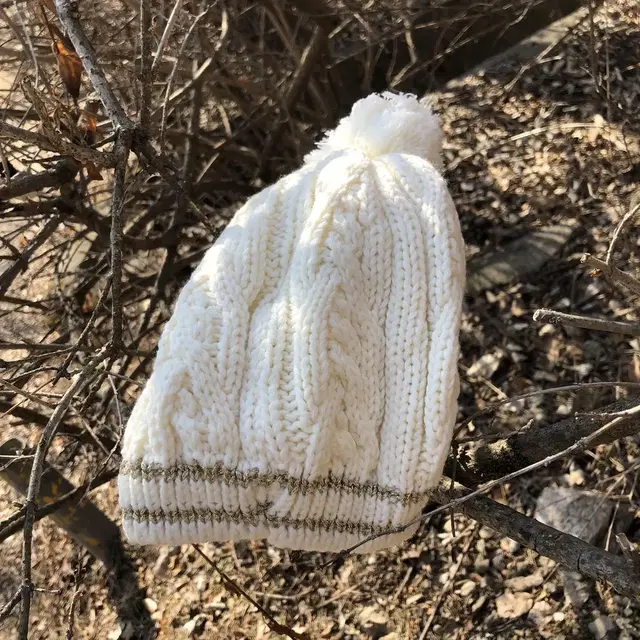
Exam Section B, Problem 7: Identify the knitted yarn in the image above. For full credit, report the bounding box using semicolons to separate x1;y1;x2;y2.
118;92;466;553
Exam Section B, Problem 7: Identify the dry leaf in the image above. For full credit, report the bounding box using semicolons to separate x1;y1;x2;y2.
81;291;97;314
84;162;103;181
77;109;98;146
54;39;83;102
467;350;504;379
77;110;103;179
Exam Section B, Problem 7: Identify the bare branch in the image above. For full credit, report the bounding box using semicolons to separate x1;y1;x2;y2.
582;253;640;297
432;480;640;598
138;0;152;130
55;278;112;383
151;0;184;77
451;398;640;484
53;0;131;129
0;160;79;200
0;590;21;625
0;121;116;167
109;132;132;349
193;545;307;640
159;6;216;153
0;468;118;545
606;199;640;267
18;352;106;639
0;398;116;450
533;307;640;337
0;217;60;299
258;24;329;178
339;404;640;559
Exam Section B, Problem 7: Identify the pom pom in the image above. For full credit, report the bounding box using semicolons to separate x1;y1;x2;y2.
305;92;443;169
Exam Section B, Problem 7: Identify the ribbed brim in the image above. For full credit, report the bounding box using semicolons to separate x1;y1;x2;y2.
118;461;431;553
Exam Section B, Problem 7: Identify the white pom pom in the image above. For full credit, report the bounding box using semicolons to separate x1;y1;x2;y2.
305;92;443;169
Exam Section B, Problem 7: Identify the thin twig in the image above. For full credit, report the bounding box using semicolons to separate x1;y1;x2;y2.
134;137;213;233
419;525;478;639
151;0;184;77
606;201;640;267
0;399;117;451
55;277;112;382
0;590;21;624
17;352;106;639
65;555;82;640
193;545;307;640
582;253;640;297
258;24;329;178
159;6;213;153
505;9;591;92
138;0;152;130
109;131;132;349
0;379;57;410
533;308;640;337
0;217;60;298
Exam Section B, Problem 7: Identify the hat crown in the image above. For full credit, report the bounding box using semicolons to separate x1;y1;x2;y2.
305;92;443;169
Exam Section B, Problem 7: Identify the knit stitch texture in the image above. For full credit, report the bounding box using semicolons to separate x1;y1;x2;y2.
119;92;466;553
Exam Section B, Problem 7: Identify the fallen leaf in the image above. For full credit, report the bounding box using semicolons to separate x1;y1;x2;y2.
84;162;103;181
467;350;504;379
54;39;83;102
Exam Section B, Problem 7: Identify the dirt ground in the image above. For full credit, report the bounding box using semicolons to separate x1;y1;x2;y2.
1;1;640;638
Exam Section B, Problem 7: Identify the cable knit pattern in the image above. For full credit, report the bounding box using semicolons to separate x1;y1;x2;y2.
118;92;466;553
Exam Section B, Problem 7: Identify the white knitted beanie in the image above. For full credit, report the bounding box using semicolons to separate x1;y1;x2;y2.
119;92;466;553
